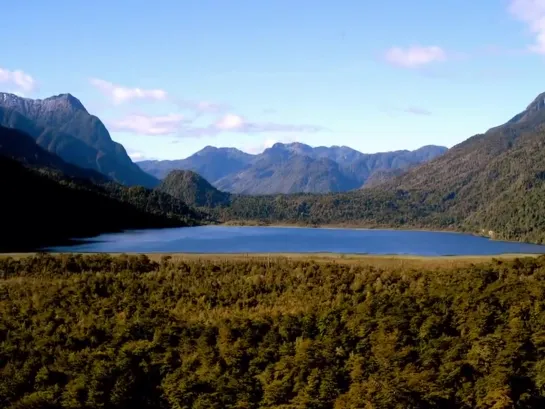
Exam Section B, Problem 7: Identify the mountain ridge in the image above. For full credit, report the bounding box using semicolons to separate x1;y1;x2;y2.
138;142;447;194
0;92;158;187
200;90;545;244
0;124;209;250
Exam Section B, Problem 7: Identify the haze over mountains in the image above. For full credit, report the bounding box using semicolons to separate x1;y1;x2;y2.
138;143;447;194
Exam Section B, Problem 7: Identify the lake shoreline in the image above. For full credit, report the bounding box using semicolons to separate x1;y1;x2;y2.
218;221;545;245
220;220;467;234
8;225;545;257
1;252;540;273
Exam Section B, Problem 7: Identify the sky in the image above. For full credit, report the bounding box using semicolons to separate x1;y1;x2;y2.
3;0;545;161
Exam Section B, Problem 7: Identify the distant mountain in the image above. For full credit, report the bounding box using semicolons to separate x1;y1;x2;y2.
158;170;231;208
208;90;545;244
215;146;362;194
138;142;447;194
0;93;158;187
139;146;254;181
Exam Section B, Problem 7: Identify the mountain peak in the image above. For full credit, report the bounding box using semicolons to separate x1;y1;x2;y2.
0;92;88;114
525;91;545;112
159;169;230;207
507;91;545;125
45;93;87;112
199;145;218;154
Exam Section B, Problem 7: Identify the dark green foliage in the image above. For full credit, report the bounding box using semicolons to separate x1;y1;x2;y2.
0;125;211;250
0;156;205;252
3;254;545;407
0;124;109;183
158;170;231;208
192;93;545;244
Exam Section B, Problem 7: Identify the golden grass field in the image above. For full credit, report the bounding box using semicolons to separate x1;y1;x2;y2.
0;251;540;269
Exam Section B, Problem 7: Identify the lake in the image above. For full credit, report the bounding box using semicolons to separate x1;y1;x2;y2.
47;226;545;256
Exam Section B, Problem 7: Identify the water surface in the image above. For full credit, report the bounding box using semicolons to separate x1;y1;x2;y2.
48;226;545;256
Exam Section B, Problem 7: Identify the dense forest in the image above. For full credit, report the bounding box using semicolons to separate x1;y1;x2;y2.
0;126;211;251
3;253;545;408
0;157;184;251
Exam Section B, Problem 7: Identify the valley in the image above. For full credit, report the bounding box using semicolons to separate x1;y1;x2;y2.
3;91;545;249
6;4;545;408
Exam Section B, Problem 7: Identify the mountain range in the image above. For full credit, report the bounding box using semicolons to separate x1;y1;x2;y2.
4;89;545;247
158;90;545;244
138;143;447;194
0;92;158;187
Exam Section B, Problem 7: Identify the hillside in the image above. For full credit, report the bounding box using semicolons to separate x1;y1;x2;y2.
0;124;110;183
157;169;231;207
0;156;181;251
209;91;545;243
375;91;545;240
0;93;158;187
138;142;447;194
0;126;208;250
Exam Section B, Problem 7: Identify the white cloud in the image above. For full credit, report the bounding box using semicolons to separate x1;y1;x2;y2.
215;113;245;130
0;67;36;93
175;99;229;114
384;46;447;68
509;0;545;54
108;113;185;135
180;114;325;137
128;151;146;161
90;78;168;104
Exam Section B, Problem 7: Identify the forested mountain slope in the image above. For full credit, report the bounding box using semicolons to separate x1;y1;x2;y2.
180;91;545;243
158;170;231;207
0;156;180;251
0;126;207;250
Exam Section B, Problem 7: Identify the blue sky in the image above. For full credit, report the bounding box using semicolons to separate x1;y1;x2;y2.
3;0;545;160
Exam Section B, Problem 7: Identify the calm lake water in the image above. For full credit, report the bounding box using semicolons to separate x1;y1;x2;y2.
48;226;545;256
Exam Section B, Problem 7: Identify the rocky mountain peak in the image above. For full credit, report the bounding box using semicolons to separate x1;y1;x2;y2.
507;91;545;125
45;93;87;112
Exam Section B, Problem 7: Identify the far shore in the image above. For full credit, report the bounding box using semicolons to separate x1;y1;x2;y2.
220;220;468;234
218;220;509;240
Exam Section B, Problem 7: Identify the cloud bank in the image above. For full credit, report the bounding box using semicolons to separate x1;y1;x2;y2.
179;114;325;138
108;114;185;135
91;78;325;138
509;0;545;54
90;78;168;104
0;67;36;93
